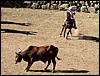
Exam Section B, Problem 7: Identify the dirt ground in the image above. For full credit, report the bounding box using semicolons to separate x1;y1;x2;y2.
1;8;99;75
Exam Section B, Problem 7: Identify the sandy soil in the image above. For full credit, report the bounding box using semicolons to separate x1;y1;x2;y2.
1;8;99;75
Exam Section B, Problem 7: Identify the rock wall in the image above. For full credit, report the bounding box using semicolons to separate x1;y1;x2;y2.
1;1;99;13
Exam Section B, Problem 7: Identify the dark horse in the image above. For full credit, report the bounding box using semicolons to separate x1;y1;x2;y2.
60;12;74;39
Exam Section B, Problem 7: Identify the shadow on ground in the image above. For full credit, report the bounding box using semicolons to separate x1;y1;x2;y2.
1;21;32;26
1;29;37;35
78;36;99;42
29;69;89;73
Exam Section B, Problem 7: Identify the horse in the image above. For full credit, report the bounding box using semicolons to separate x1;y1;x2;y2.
60;12;74;39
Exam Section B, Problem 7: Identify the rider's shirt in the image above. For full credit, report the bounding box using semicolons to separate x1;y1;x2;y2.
67;6;76;19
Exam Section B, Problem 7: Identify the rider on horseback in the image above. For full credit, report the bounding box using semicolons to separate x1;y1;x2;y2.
60;4;79;38
63;5;77;29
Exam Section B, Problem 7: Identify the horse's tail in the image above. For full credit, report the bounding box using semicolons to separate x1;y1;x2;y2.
56;56;61;60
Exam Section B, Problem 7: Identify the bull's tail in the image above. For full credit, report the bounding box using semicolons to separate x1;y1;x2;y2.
56;56;61;60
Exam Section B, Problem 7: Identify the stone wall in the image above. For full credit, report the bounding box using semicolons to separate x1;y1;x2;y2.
1;1;99;13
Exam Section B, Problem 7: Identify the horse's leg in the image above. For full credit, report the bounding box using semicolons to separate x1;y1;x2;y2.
60;24;65;36
64;26;67;38
60;25;65;37
66;29;70;39
72;19;77;29
69;29;72;37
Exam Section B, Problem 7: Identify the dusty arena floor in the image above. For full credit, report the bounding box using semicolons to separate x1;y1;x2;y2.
1;8;99;75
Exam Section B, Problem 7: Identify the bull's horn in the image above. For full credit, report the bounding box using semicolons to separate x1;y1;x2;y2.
18;48;22;52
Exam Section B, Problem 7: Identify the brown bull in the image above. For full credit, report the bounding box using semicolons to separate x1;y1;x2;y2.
15;45;61;72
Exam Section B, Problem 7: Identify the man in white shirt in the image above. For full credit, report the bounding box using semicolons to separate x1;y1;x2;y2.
64;5;77;29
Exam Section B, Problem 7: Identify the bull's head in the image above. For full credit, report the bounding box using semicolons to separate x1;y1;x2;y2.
15;48;22;64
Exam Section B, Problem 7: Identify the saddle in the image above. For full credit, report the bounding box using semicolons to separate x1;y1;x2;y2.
64;20;73;28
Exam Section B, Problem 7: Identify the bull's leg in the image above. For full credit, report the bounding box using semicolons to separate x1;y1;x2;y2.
25;58;33;72
60;25;65;37
25;62;33;72
52;58;56;73
44;60;51;70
